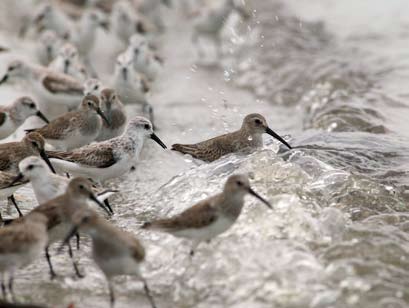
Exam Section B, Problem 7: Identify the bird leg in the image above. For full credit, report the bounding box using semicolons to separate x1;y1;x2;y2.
75;233;81;250
45;246;57;280
142;278;157;308
8;195;22;217
108;280;115;308
8;274;15;302
67;242;84;279
103;200;114;215
1;274;6;299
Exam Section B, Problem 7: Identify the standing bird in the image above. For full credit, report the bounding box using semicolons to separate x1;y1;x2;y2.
0;60;84;116
46;117;166;181
96;89;127;141
35;30;62;66
0;133;55;216
0;97;49;140
142;174;272;255
49;43;88;81
83;78;103;97
17;177;111;279
0;212;48;301
61;209;157;308
172;113;292;162
26;95;109;151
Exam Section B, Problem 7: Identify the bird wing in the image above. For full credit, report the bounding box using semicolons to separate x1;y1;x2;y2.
42;72;83;96
47;143;117;168
32;201;62;230
34;111;81;139
0;225;38;254
0;142;21;171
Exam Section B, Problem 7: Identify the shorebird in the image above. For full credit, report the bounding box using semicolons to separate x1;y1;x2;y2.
172;113;292;162
26;95;109;151
18;177;111;279
192;0;250;59
0;171;29;218
138;0;171;33
96;89;127;141
143;174;272;255
83;78;103;97
60;209;157;308
0;60;84;115
49;43;88;81
0;96;49;140
111;1;149;45
0;212;48;301
35;30;62;66
46;117;166;181
0;132;55;174
12;156;116;214
33;3;72;38
126;35;163;82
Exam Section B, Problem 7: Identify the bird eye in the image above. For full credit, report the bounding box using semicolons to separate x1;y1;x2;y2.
79;185;84;190
144;124;150;130
236;181;243;186
87;101;92;106
31;141;37;147
112;95;116;100
82;216;90;223
254;119;262;125
27;164;34;170
29;103;35;108
94;85;99;90
8;66;14;71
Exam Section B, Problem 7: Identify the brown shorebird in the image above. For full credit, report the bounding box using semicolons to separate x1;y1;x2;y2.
0;96;49;140
14;177;111;279
26;95;109;150
60;209;157;308
142;174;272;256
171;113;292;162
96;88;127;141
0;212;48;301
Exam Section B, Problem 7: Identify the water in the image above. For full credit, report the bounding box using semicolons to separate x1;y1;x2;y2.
0;0;409;307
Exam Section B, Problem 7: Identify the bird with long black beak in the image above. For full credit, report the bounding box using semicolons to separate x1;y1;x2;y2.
142;174;272;256
59;209;157;308
11;177;111;279
25;95;110;151
0;96;49;140
172;113;292;162
45;117;167;182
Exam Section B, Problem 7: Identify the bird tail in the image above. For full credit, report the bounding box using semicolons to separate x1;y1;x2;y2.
171;143;198;156
24;128;37;134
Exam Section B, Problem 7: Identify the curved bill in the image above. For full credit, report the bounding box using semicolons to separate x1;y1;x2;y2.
89;193;112;216
58;225;78;253
265;127;292;149
248;188;272;209
39;150;57;174
36;111;50;124
0;74;8;85
96;108;110;126
150;133;167;149
8;172;25;187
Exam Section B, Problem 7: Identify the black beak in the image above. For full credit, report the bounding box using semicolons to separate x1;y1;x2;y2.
150;133;167;149
248;187;272;209
265;127;292;149
96;108;110;126
0;74;8;85
8;173;25;187
36;111;49;124
89;193;111;216
64;60;70;74
39;150;56;174
58;225;78;253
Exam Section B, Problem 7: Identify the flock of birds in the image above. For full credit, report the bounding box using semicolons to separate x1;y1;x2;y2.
0;0;293;307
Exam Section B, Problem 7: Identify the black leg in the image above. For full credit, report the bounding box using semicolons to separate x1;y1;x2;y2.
75;233;80;250
45;246;57;280
142;279;157;308
108;281;115;308
1;276;6;299
189;249;195;257
67;242;84;278
104;200;114;215
66;173;70;179
8;275;15;302
8;195;22;217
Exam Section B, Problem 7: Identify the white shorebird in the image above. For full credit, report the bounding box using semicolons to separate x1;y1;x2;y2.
35;30;62;66
126;35;163;82
143;174;272;256
110;0;149;45
26;95;109;151
0;212;48;301
0;60;84;116
33;3;72;38
12;156;116;213
49;43;88;81
61;209;157;308
17;177;111;279
97;88;127;141
46;117;166;181
0;96;49;140
83;78;103;97
192;0;250;59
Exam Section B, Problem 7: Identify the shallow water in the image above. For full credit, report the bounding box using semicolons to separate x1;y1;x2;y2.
0;0;409;307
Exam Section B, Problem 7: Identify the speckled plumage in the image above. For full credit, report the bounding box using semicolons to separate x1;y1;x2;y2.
172;113;292;162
